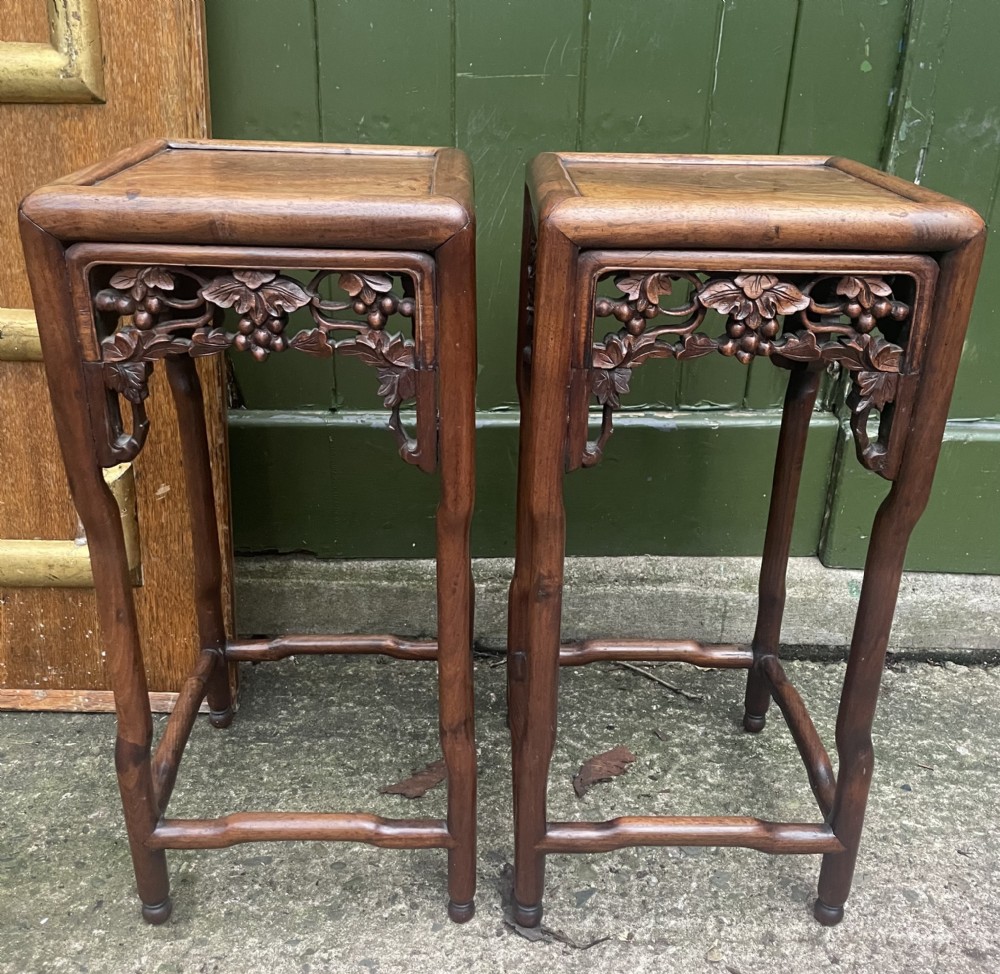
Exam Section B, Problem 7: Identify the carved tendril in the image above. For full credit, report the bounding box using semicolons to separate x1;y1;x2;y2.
585;271;912;475
94;266;425;466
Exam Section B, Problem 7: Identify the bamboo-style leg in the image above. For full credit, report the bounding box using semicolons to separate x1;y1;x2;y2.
21;219;172;924
507;195;538;738
815;482;914;924
509;223;577;927
165;357;233;728
435;226;478;922
815;233;985;925
743;365;822;732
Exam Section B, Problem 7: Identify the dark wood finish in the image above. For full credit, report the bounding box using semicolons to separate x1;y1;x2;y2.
509;152;985;929
149;814;452;850
0;0;232;709
557;639;751;668
540;819;844;855
20;141;477;925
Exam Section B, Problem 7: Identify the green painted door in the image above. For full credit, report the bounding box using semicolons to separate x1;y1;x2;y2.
206;0;1000;572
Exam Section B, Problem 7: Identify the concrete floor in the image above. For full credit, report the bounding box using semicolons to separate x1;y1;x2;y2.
2;656;999;973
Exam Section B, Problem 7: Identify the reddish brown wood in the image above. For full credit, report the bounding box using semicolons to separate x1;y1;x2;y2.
743;365;823;733
510;152;985;930
558;639;751;667
150;813;452;850
226;635;439;662
760;656;837;817
151;649;217;814
20;141;477;925
540;818;844;855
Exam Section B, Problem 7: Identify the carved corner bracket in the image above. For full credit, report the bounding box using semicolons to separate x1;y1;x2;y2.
584;270;914;479
89;265;431;470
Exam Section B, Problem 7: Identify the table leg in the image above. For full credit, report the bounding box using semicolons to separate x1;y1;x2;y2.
509;224;577;926
436;227;478;922
166;357;233;728
744;365;822;732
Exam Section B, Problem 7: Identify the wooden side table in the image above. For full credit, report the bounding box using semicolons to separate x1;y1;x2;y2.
507;153;984;927
19;140;478;924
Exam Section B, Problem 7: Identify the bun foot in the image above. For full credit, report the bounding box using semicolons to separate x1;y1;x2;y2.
209;706;234;729
511;899;543;928
813;898;844;926
448;899;475;923
743;711;767;733
141;898;173;925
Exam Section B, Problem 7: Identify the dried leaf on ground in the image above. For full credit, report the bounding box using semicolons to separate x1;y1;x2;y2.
380;758;446;798
573;746;637;798
499;865;609;950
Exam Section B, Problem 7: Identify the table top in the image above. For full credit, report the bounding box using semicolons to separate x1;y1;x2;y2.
20;140;473;251
529;152;983;253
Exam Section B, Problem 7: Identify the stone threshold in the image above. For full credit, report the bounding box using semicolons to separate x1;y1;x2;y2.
235;555;1000;661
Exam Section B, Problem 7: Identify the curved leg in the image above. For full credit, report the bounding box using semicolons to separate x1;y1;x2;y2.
743;366;822;732
509;223;576;926
436;228;478;922
165;357;233;727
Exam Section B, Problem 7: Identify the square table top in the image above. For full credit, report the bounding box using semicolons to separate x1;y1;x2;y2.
529;152;983;253
20;140;473;252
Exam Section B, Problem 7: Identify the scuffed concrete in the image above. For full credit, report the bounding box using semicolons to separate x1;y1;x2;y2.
235;555;1000;659
2;656;999;973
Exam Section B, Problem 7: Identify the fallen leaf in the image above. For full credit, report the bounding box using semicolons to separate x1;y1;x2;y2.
499;864;609;950
705;944;723;963
380;759;446;799
573;746;636;798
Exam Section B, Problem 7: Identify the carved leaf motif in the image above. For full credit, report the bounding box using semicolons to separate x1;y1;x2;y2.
105;362;150;403
697;279;754;320
674;332;717;361
756;280;811;318
592;334;629;370
289;328;334;357
615;272;673;308
339;272;394;307
189;329;234;357
102;328;144;363
864;336;903;372
836;276;893;308
200;271;312;325
854;370;898;411
109;266;175;300
376;366;418;407
627;333;673;366
141;333;185;359
735;273;779;299
698;275;809;329
232;269;277;289
591;366;631;409
775;331;821;361
826;334;903;373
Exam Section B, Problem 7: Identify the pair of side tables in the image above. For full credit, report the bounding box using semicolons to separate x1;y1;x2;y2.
19;140;984;927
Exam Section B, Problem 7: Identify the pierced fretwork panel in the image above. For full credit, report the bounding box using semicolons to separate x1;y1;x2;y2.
581;262;933;480
79;259;437;473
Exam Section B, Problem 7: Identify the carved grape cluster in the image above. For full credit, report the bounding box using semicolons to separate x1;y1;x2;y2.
585;268;915;473
95;266;177;329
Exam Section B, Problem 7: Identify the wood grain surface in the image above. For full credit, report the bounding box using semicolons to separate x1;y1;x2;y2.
0;0;230;704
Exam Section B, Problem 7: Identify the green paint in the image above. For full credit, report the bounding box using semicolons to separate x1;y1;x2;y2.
779;0;909;166
820;423;1000;573
229;410;838;559
205;0;999;572
455;0;584;409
